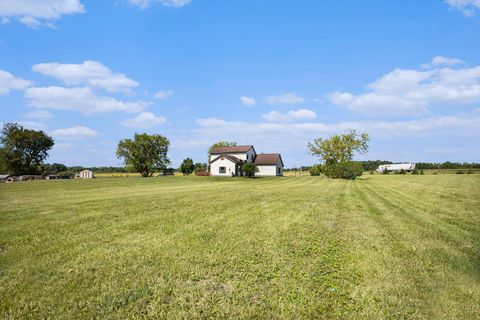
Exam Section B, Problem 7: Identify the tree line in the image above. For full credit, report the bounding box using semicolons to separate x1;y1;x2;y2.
2;122;478;178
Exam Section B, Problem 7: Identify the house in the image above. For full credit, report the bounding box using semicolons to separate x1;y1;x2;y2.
376;163;416;173
209;145;284;176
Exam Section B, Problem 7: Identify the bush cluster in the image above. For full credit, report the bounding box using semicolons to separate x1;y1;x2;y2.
324;161;363;180
309;165;322;176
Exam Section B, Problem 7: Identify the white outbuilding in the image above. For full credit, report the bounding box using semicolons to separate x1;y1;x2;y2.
376;163;416;173
79;170;94;179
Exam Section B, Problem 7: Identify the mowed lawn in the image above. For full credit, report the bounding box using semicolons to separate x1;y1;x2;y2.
1;175;479;319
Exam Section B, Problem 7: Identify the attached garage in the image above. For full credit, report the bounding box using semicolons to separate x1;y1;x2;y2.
254;154;284;176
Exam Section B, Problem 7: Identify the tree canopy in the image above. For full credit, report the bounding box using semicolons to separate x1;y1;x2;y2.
208;141;237;154
179;158;195;175
0;123;54;175
116;133;170;177
308;130;369;165
308;130;369;179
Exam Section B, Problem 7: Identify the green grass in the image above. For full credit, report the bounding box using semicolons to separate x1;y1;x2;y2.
1;175;479;319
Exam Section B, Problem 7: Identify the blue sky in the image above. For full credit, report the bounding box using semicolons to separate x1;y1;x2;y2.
1;0;480;167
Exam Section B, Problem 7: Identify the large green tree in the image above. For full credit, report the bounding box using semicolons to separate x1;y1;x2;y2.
117;133;170;177
308;130;369;179
0;123;54;175
179;158;195;175
208;141;237;155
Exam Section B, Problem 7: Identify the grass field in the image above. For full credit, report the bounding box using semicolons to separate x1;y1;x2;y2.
1;175;479;319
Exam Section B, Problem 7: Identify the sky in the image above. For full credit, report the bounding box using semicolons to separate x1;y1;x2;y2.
1;0;480;168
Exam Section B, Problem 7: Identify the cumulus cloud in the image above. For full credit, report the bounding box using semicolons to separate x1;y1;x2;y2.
262;109;317;123
0;0;85;28
154;89;174;99
130;0;191;9
196;118;229;127
0;69;32;95
446;0;480;16
25;86;149;114
264;93;305;105
421;56;465;69
121;112;167;128
328;62;480;116
240;96;257;107
24;110;53;120
50;126;99;139
32;61;138;93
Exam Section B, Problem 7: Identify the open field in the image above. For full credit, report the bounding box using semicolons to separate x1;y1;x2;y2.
1;175;479;319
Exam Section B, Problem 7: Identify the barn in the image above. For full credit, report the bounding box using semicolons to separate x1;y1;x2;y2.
376;163;416;173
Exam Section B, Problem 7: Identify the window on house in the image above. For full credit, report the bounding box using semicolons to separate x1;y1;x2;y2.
277;167;281;174
219;166;226;174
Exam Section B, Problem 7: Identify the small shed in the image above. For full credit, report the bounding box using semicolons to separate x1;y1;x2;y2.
79;170;94;179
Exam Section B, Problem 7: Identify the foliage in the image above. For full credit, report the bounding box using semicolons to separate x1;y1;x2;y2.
309;130;369;180
194;162;208;173
411;168;419;175
455;170;465;174
420;170;425;175
416;161;480;170
208;141;237;154
179;158;195;175
43;163;68;175
0;123;54;175
323;161;364;180
382;169;390;175
309;164;322;176
397;169;407;175
242;162;258;177
116;133;170;177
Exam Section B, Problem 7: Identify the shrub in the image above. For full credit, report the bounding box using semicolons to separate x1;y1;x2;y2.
242;163;258;177
398;169;406;174
370;170;374;175
411;168;419;175
420;170;425;175
324;161;363;180
309;165;322;176
382;169;390;174
466;169;474;174
455;170;465;174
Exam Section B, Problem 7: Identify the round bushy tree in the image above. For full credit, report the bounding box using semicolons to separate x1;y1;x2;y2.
179;158;195;175
242;163;258;177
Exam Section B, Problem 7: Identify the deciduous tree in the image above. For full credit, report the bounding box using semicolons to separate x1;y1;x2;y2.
117;133;170;177
0;123;54;175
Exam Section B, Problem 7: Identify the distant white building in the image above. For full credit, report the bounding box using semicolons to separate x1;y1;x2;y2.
209;145;284;177
376;163;416;173
78;170;94;179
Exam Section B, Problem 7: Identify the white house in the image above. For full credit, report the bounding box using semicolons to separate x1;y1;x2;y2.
376;163;416;173
209;145;284;176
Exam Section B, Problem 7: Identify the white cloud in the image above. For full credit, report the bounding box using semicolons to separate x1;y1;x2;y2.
328;63;480;116
0;69;31;95
196;118;229;127
32;61;138;93
24;110;53;120
0;0;85;28
262;109;317;123
154;89;174;99
121;112;167;129
446;0;480;16
240;96;257;107
130;0;191;9
264;93;305;105
19;120;48;131
50;126;98;140
421;56;465;69
25;86;149;114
